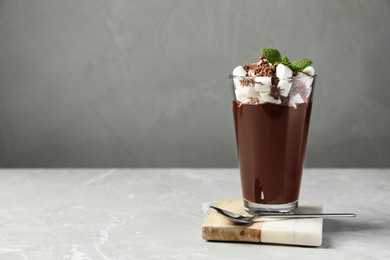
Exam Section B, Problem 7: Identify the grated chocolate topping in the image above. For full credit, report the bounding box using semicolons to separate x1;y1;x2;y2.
243;56;277;77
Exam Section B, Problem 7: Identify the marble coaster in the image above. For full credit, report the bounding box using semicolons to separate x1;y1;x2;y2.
202;199;323;246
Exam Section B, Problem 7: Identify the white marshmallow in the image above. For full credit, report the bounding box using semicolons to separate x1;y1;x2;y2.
303;66;315;76
234;88;248;103
306;87;312;98
247;86;259;97
255;84;271;93
278;79;292;97
290;93;304;104
276;64;293;79
302;78;314;89
233;78;242;88
254;77;272;92
232;66;247;76
233;77;252;89
232;65;245;89
289;102;297;109
294;74;314;90
234;86;259;103
260;92;282;104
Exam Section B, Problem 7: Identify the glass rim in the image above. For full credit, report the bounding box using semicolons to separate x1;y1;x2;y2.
228;74;317;80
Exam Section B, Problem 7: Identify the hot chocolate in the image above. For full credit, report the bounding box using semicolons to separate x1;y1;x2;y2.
233;102;312;205
230;48;316;213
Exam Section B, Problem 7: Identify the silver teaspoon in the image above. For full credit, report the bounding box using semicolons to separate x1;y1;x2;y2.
209;206;356;225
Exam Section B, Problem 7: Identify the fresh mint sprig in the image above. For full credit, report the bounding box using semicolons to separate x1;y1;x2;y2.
260;48;313;72
288;59;313;72
281;56;289;65
260;48;282;64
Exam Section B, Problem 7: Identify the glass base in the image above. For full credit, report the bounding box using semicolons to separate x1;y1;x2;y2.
244;199;298;214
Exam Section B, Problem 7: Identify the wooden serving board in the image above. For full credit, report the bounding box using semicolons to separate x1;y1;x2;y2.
202;199;323;246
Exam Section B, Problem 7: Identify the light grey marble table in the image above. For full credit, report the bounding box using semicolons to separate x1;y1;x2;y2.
0;169;389;260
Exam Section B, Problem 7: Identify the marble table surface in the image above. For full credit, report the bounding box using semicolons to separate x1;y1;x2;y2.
0;168;389;260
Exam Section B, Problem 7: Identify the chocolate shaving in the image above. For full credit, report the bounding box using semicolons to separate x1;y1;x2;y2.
248;97;259;104
243;56;277;77
239;78;255;87
269;85;281;100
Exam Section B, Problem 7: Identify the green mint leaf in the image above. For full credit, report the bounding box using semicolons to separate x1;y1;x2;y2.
281;56;289;65
288;59;313;71
260;48;282;64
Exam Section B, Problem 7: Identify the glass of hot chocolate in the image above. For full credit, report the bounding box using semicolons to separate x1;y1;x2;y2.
230;49;316;214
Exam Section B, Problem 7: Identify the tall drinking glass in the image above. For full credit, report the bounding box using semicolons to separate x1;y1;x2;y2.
231;75;316;214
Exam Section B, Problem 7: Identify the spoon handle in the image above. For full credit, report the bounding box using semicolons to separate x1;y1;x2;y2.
256;213;356;219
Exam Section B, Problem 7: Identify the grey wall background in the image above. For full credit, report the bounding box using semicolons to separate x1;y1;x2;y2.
0;0;389;167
